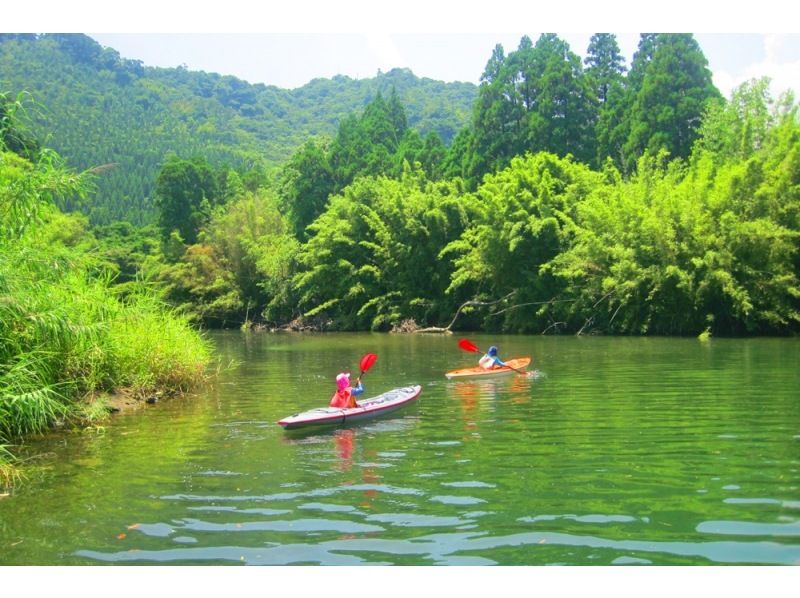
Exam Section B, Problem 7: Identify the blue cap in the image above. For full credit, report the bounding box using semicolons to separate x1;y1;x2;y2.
488;346;498;356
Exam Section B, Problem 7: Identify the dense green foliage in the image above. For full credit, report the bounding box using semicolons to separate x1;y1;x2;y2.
294;168;475;330
155;186;299;328
154;155;222;245
445;33;721;187
277;91;449;240
0;33;476;225
265;77;798;336
442;152;606;333
137;43;798;338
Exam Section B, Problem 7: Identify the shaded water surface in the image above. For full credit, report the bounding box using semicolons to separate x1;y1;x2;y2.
1;333;798;565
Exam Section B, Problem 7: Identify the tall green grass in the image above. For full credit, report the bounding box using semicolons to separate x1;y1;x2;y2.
0;240;211;488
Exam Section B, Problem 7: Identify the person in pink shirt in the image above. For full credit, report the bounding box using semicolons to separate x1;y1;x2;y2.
329;372;364;408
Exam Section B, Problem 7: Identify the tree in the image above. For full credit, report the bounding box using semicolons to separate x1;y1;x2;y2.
441;127;476;183
481;44;506;84
277;138;335;240
624;34;722;167
394;129;447;180
328;95;401;191
524;34;598;166
154;155;219;247
597;33;657;171
0;91;41;160
293;168;476;330
470;41;523;182
694;77;776;163
584;33;626;105
469;34;598;179
386;87;408;140
1;93;93;240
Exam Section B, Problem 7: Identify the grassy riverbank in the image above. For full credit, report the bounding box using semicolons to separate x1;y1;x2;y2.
0;239;212;490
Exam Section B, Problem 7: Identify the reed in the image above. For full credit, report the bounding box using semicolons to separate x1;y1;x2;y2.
0;242;211;488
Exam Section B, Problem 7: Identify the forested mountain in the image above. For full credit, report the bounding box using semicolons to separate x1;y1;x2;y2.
0;33;476;224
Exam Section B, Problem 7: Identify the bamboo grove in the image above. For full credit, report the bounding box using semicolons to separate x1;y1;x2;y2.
137;35;799;337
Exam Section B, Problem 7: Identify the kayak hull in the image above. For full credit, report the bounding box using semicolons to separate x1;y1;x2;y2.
445;357;531;379
278;385;422;430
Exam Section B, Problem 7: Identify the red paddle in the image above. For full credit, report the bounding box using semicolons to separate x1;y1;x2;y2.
457;338;531;376
457;339;481;353
358;353;378;380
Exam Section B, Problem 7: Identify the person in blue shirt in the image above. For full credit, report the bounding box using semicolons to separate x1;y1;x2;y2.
478;345;506;370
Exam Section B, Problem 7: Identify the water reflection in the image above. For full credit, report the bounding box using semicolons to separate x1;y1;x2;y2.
334;428;355;466
444;375;539;438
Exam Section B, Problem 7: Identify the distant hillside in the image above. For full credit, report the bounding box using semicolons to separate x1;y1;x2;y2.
0;33;476;225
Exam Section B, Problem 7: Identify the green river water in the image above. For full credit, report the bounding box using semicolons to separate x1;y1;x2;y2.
1;332;798;566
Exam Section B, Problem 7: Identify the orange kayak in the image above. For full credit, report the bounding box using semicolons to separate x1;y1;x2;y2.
445;357;532;379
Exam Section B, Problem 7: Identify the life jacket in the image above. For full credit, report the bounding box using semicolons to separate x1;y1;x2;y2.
330;388;353;408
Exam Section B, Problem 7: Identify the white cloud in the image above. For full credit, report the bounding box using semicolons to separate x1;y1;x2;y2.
715;34;800;100
366;34;406;73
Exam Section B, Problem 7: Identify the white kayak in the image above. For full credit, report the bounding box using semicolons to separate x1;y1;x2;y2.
277;385;422;430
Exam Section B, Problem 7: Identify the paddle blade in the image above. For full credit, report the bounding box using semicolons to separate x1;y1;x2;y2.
458;338;480;353
359;353;378;373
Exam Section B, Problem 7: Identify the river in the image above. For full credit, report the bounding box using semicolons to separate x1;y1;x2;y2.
1;332;798;565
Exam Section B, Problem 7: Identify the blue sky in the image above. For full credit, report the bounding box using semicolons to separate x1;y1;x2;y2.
83;32;800;100
8;1;800;99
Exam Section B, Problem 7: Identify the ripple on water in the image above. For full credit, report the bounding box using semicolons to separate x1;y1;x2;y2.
441;481;496;489
298;502;359;513
612;556;652;565
172;536;198;544
160;483;424;503
430;495;487;506
696;520;800;537
176;516;385;534
723;498;781;505
518;514;642;524
136;522;176;537
365;513;468;528
187;506;291;516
